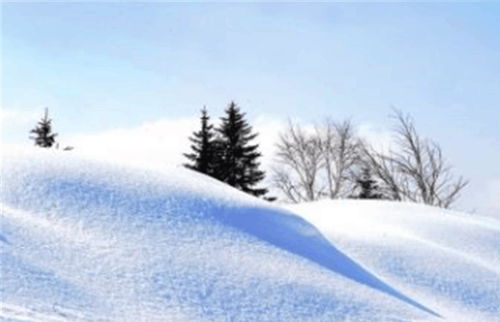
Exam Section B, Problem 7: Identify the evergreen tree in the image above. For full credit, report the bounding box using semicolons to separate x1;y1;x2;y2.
30;108;57;148
215;101;268;197
355;167;383;199
183;107;217;175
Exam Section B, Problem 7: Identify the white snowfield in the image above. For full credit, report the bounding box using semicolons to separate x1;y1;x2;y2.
1;149;499;322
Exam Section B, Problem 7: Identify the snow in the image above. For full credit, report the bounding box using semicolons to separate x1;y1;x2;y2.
288;200;500;322
1;148;499;321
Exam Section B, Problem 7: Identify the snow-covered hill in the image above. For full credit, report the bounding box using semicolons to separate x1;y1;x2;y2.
288;201;500;322
1;149;499;321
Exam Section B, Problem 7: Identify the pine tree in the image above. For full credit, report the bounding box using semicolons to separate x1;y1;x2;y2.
183;107;217;176
30;108;57;148
355;167;383;199
215;101;268;197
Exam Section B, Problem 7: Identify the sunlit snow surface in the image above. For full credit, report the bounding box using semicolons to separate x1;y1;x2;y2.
1;149;499;321
288;201;500;322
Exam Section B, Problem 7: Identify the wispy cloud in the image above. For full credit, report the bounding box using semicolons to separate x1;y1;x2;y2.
67;117;199;169
1;108;43;144
486;180;500;217
65;115;288;171
0;108;40;128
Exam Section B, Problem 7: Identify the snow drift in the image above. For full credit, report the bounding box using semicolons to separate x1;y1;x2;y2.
1;149;499;321
288;201;500;322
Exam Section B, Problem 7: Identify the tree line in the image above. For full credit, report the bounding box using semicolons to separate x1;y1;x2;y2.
30;104;468;209
271;110;468;208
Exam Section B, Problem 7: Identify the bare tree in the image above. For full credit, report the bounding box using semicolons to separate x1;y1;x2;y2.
273;111;467;208
360;142;406;201
272;121;323;203
272;119;360;203
317;119;360;199
363;110;468;208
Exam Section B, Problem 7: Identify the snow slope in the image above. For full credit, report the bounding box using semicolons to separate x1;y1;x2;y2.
288;201;500;322
1;148;499;321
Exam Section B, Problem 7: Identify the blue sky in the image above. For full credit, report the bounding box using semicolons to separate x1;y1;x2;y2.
2;2;500;215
